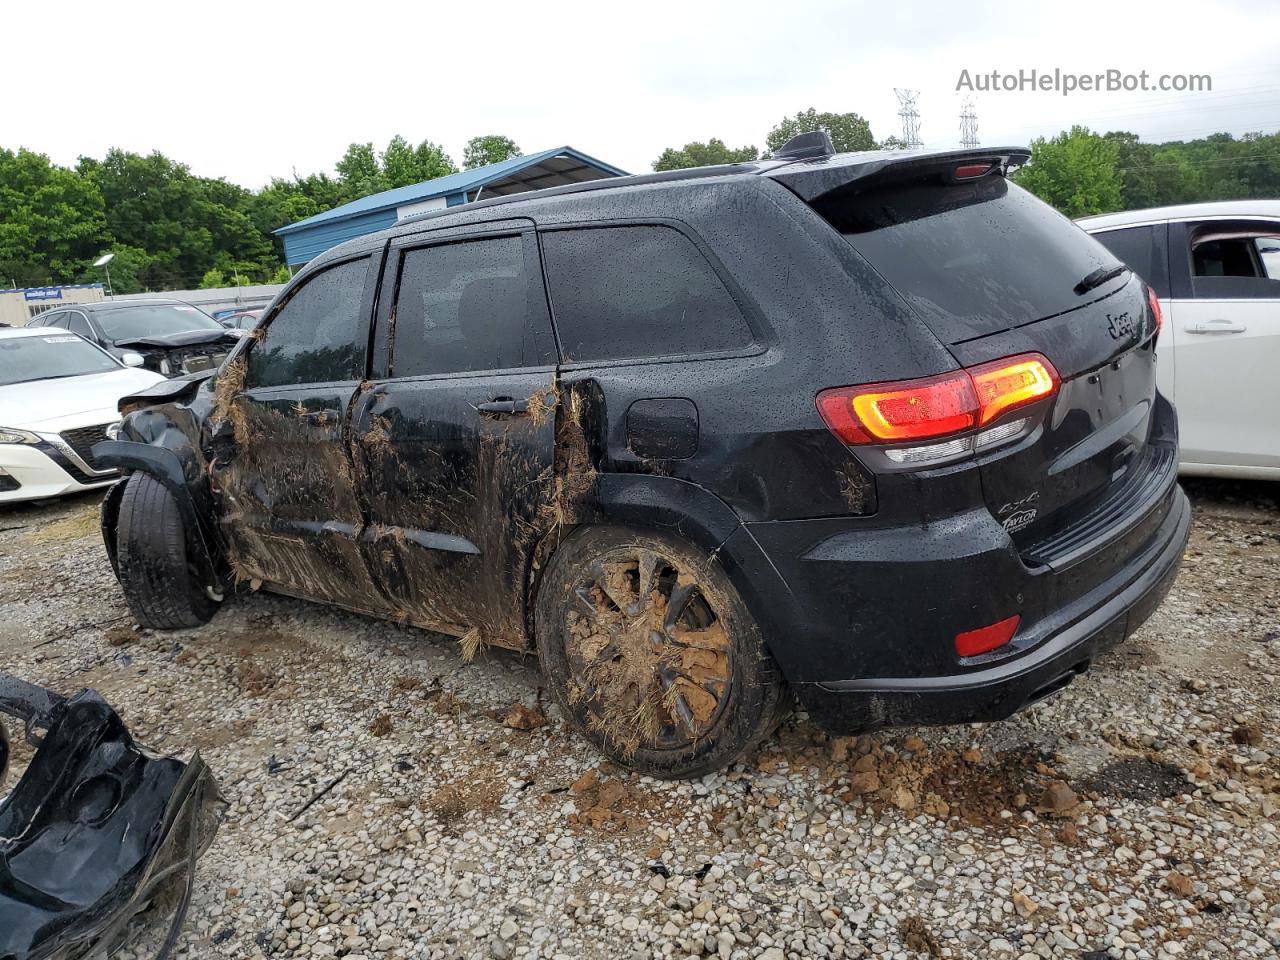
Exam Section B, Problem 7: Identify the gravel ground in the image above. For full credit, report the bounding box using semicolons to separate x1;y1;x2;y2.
1;479;1277;960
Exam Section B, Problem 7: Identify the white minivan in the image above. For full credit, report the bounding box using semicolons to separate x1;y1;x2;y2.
1079;201;1280;480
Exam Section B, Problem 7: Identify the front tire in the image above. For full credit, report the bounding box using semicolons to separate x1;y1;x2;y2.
115;472;219;629
536;525;788;779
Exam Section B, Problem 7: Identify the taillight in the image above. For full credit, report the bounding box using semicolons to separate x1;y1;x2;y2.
954;162;994;179
955;614;1020;658
1147;287;1164;338
817;353;1059;450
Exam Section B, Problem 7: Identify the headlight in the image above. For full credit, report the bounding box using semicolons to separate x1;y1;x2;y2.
0;427;39;444
105;422;123;441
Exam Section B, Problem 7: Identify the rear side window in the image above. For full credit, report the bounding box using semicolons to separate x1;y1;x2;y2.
541;225;752;362
67;313;93;339
815;176;1120;344
1091;225;1170;298
392;235;554;377
247;257;368;387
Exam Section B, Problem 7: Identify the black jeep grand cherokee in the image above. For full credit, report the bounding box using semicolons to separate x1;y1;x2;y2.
96;135;1189;778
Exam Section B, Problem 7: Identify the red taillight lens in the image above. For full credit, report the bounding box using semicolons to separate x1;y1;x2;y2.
954;162;994;179
968;355;1059;426
955;614;1020;658
817;353;1059;446
1147;287;1164;337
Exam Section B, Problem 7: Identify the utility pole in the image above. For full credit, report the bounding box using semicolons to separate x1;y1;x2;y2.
959;98;980;149
895;89;923;149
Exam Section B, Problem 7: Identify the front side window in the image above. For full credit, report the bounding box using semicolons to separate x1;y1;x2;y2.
392;235;553;377
541;225;752;362
67;313;94;339
246;258;369;388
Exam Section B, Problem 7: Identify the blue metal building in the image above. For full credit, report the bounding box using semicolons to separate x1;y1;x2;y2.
274;146;628;267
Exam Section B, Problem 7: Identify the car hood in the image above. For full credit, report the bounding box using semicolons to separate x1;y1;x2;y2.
112;329;239;349
0;367;165;432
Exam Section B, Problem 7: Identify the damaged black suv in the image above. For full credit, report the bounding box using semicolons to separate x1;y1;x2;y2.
96;135;1190;778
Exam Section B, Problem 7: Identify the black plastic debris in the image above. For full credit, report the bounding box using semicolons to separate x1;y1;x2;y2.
0;672;225;959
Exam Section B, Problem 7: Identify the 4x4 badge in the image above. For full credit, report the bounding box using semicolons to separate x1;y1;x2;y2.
1107;311;1135;340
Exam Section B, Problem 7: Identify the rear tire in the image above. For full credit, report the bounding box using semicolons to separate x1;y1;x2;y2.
116;472;219;629
536;525;789;779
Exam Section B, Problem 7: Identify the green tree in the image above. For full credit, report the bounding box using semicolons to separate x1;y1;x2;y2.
382;136;456;187
269;264;292;284
335;142;386;196
766;109;876;156
463;135;521;170
652;138;758;171
1014;126;1123;217
200;268;227;288
74;244;154;295
0;147;108;284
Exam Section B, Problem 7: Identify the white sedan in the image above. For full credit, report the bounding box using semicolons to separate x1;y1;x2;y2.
1079;200;1280;480
0;327;164;502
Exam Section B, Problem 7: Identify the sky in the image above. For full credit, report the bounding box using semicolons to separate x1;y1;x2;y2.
6;0;1279;189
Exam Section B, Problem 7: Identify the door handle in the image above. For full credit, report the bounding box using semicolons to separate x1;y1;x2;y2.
477;398;529;416
1185;319;1247;334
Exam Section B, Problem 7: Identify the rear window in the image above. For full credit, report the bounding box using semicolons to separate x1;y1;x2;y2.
541;225;752;362
815;176;1120;344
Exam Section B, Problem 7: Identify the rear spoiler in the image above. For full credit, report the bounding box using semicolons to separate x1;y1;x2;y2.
762;146;1032;202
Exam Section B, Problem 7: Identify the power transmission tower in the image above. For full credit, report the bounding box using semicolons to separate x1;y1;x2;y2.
959;98;980;149
895;89;923;149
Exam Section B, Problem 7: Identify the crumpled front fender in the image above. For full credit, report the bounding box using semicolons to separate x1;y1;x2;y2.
0;673;225;960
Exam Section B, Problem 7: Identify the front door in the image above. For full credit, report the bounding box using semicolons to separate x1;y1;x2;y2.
1166;220;1280;470
350;225;558;646
215;250;393;613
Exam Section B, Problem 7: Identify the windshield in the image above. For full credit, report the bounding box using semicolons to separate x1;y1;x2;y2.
0;335;121;386
94;304;225;341
815;176;1122;344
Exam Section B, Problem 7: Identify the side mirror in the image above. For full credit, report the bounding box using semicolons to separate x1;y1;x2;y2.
121;352;145;368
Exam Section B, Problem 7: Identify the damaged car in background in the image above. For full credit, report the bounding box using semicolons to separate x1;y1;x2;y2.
0;673;223;959
92;133;1189;779
38;299;245;378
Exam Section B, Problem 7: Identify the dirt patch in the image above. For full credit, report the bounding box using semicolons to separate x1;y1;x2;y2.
1077;757;1194;802
24;507;99;543
899;915;941;957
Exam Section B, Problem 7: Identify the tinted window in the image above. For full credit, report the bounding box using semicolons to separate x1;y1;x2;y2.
541;226;752;362
67;313;93;338
247;258;369;387
92;303;224;341
39;313;67;329
393;235;553;376
816;177;1121;344
1092;226;1170;298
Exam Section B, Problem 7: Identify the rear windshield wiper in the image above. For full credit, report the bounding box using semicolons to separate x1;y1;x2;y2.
1074;264;1128;296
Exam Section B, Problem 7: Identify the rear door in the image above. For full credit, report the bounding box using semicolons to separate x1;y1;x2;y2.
1165;218;1280;469
216;251;393;613
351;222;558;646
813;170;1161;550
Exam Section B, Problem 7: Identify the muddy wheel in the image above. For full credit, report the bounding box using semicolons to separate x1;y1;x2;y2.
536;525;789;779
116;472;220;630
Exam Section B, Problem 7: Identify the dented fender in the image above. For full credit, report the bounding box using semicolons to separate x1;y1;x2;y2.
91;438;222;592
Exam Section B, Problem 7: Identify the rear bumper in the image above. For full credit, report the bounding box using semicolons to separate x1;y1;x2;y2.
791;484;1190;732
